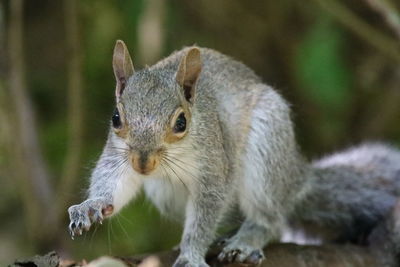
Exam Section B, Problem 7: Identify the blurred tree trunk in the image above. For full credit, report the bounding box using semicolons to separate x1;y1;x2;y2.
6;0;84;252
137;0;166;65
57;0;84;221
0;0;9;178
8;0;55;246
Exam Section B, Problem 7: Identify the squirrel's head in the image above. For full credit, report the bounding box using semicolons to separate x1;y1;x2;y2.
110;40;201;176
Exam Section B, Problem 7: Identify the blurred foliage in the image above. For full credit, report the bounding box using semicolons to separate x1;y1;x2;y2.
296;17;352;147
0;0;400;265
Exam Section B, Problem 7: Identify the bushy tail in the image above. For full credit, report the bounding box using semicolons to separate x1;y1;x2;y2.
292;143;400;244
368;199;400;266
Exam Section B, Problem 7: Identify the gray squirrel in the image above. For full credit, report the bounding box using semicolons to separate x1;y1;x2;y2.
68;40;400;267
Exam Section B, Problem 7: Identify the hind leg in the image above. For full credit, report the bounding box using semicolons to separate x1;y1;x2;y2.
218;87;298;264
217;198;285;264
218;220;269;264
218;178;284;264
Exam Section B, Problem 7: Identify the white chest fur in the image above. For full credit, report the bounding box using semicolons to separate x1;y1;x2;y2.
144;178;188;221
143;138;201;222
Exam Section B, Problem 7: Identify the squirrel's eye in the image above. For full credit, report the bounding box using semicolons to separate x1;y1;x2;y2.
174;112;186;133
112;108;122;128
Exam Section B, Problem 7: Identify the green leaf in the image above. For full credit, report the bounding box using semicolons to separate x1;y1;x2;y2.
296;18;352;112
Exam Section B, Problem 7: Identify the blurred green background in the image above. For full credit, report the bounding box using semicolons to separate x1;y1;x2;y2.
0;0;400;265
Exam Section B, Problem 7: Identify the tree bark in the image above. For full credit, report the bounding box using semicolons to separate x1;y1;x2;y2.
57;0;84;220
8;0;55;243
120;243;379;267
137;0;166;65
11;243;382;267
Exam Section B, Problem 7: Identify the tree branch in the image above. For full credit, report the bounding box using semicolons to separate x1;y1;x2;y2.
13;200;400;266
68;201;400;267
120;243;379;267
363;0;400;41
11;243;381;267
312;0;400;63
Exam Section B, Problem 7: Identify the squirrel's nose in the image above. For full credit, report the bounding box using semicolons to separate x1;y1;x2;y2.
131;152;159;175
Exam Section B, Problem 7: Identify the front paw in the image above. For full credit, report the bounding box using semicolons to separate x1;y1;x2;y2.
173;256;209;267
218;239;264;265
67;198;113;238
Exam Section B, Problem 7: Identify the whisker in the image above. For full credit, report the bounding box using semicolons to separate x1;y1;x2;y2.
165;153;202;172
110;215;116;240
161;158;191;195
162;150;210;194
116;216;132;242
164;156;224;201
111;157;129;174
108;151;129;156
107;220;112;255
89;223;99;251
82;230;88;244
163;156;204;189
163;156;198;180
159;161;178;199
117;213;135;227
108;146;130;152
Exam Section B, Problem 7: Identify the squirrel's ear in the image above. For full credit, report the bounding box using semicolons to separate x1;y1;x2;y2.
113;40;134;101
176;47;202;103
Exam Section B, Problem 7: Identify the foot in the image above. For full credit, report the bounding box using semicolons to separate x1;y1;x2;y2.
218;237;265;265
67;198;113;238
218;219;270;265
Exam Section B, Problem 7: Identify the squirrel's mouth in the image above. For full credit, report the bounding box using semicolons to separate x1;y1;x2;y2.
130;150;161;175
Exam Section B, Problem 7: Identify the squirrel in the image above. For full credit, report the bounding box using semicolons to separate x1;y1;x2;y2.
68;40;400;267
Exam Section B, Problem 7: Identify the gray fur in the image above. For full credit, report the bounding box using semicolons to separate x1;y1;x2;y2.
68;47;400;266
292;143;400;244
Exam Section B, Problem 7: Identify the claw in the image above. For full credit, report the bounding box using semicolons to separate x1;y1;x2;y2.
246;250;264;264
68;225;75;239
217;253;225;262
218;246;265;264
228;250;239;262
68;199;110;239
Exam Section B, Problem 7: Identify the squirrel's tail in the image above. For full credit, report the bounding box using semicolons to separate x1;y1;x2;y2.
368;199;400;266
291;143;400;245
